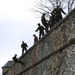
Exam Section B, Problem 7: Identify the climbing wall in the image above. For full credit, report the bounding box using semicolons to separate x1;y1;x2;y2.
3;8;75;75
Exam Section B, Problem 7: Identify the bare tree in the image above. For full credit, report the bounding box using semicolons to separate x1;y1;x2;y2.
31;0;75;17
67;0;75;13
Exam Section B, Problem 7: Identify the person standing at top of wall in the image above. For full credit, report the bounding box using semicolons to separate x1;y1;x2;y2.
52;5;66;22
21;41;28;55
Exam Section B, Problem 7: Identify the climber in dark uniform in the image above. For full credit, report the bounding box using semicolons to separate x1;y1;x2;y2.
52;5;66;22
35;23;45;39
48;12;56;29
33;34;38;44
41;13;48;33
21;41;28;55
12;54;25;65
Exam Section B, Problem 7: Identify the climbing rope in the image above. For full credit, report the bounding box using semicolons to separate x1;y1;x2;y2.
29;44;39;75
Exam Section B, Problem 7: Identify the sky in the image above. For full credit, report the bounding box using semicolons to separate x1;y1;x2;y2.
0;0;40;74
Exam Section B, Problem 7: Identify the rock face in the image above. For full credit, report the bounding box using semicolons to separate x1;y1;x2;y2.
2;8;75;75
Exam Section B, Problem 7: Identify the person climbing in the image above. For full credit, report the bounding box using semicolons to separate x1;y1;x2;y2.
52;5;66;22
21;41;28;55
35;23;45;39
41;13;48;33
33;34;38;44
12;54;25;65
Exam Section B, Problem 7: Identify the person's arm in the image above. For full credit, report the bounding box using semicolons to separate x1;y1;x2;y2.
35;28;39;32
61;9;66;15
26;44;28;47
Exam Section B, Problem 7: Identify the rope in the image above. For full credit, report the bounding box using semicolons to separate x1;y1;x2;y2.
29;45;39;75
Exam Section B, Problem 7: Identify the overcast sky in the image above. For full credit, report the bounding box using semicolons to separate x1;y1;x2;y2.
0;0;40;74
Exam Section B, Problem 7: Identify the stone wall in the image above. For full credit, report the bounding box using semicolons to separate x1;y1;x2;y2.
3;8;75;75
